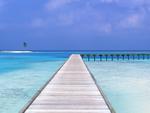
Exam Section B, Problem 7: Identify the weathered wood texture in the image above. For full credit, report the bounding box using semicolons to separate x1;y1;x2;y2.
23;54;112;113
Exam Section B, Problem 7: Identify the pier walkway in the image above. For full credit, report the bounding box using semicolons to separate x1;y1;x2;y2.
21;54;113;113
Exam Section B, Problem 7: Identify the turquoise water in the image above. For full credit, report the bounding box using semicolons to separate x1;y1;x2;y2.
86;60;150;113
0;52;67;113
1;51;150;113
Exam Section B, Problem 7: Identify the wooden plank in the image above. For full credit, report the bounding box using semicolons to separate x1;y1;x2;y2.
21;54;113;113
25;109;111;113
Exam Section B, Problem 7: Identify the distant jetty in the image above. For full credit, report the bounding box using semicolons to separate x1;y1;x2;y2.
80;53;150;61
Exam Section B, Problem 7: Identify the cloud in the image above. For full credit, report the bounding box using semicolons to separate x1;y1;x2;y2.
98;0;118;4
45;0;74;11
96;0;150;12
35;0;150;33
120;14;141;28
99;0;150;6
118;9;146;29
54;6;113;33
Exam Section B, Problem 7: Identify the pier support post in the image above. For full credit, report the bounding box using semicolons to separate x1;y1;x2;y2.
142;54;145;60
147;54;150;59
116;54;120;60
87;54;90;61
111;55;113;61
99;54;102;61
81;54;84;59
137;54;140;60
93;54;96;61
105;54;108;61
127;54;130;60
121;54;125;60
132;55;135;60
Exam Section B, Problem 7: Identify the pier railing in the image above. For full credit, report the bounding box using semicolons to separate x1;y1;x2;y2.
80;53;150;61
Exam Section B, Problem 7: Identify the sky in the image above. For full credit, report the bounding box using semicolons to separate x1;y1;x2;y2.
0;0;150;50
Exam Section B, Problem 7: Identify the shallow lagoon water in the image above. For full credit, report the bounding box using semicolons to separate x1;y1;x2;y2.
1;51;150;113
0;52;65;113
86;60;150;113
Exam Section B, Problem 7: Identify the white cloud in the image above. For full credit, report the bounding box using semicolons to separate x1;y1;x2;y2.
55;7;113;33
99;0;150;5
120;14;141;28
119;9;146;29
45;0;74;11
98;0;118;4
38;0;149;33
97;0;150;10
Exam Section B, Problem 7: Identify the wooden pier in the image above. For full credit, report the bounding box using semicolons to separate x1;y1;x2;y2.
81;53;150;61
20;54;114;113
